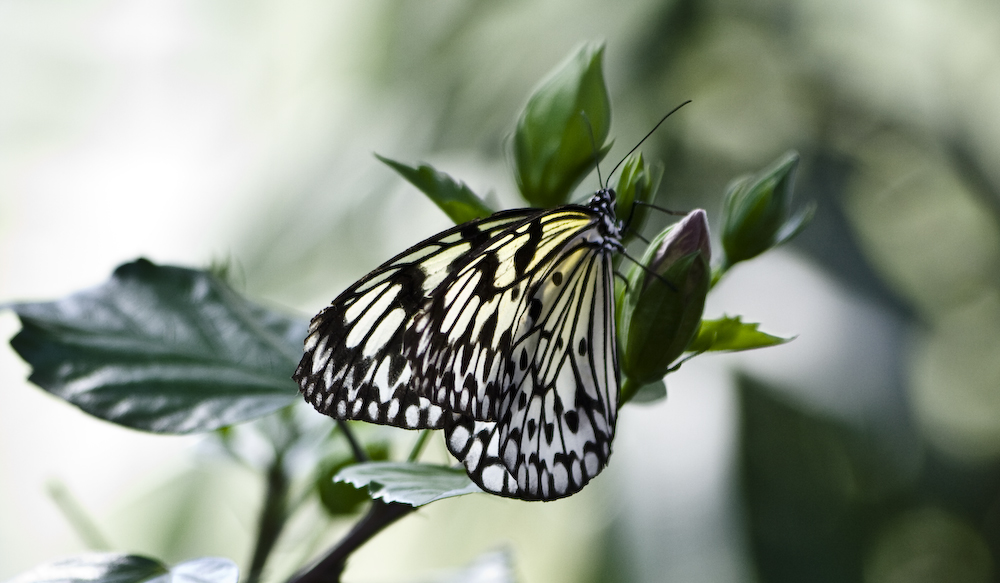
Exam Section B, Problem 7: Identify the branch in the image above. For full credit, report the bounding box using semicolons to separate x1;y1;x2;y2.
288;500;415;583
246;453;290;583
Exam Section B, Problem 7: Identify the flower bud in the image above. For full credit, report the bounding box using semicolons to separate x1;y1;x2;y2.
513;42;611;208
618;210;711;401
720;151;813;268
614;153;663;242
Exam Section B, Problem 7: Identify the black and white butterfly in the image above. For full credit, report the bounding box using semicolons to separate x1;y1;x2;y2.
292;103;694;500
294;187;625;501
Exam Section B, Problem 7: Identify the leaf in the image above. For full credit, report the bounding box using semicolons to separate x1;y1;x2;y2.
4;554;238;583
154;558;239;583
629;379;667;404
8;258;304;434
316;441;392;516
334;462;483;507
737;375;905;583
687;315;793;353
376;154;494;225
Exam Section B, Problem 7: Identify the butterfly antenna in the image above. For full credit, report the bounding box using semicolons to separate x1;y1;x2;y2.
613;270;630;293
633;200;688;216
620;249;678;292
580;110;605;189
607;100;692;185
624;226;651;245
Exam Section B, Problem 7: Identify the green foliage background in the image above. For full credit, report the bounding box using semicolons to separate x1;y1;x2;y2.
2;1;999;583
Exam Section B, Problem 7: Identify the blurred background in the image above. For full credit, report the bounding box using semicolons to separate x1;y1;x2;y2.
2;1;999;582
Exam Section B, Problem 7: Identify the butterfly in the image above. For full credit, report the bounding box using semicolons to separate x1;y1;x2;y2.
293;185;626;501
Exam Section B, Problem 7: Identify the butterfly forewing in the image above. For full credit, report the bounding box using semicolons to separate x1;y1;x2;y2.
295;210;539;429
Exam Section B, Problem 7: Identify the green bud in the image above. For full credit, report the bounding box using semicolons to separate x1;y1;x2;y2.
618;209;711;403
614;153;664;243
720;151;814;269
513;42;612;208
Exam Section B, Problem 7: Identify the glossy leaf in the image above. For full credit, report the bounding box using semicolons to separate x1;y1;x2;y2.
9;258;304;434
4;554;238;583
687;315;793;353
376;155;494;224
335;462;482;507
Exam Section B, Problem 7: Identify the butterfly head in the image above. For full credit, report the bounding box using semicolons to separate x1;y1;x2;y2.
588;187;624;244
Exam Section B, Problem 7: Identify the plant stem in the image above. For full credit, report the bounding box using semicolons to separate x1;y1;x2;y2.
45;479;113;550
338;420;368;462
288;500;415;583
246;453;290;583
407;430;431;462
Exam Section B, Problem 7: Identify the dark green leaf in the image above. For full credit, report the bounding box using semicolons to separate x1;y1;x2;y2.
3;554;237;583
335;462;482;507
738;375;906;583
316;441;391;516
9;258;303;434
687;315;793;353
376;154;494;225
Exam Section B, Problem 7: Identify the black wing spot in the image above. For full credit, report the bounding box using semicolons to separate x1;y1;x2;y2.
555;337;564;351
528;298;542;321
527;419;537;439
578;338;587;356
510;285;520;300
564;410;579;433
552;271;563;285
519;348;528;370
518;392;527;410
544;423;555;444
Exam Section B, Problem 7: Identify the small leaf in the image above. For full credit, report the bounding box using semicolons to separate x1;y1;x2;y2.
3;554;237;583
8;258;304;434
629;379;667;405
335;462;482;507
688;315;793;353
376;154;494;225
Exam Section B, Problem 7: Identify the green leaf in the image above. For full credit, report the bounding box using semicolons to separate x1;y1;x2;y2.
687;315;793;353
376;154;494;225
335;462;482;507
629;379;667;405
8;258;303;434
316;441;391;516
5;554;238;583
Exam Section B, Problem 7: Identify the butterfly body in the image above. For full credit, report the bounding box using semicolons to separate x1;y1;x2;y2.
295;189;623;500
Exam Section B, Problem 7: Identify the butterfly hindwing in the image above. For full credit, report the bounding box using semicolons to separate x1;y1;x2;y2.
295;209;540;430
